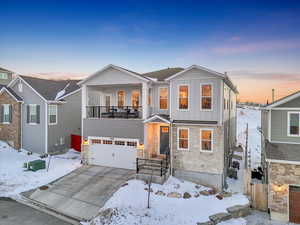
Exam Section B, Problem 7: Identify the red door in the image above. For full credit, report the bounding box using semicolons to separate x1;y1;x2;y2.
71;134;82;152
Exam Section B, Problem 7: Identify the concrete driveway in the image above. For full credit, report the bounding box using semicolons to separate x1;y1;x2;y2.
25;166;135;221
0;198;71;225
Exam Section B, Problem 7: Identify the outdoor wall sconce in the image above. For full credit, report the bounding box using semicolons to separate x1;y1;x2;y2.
273;184;285;193
83;139;89;145
137;144;144;150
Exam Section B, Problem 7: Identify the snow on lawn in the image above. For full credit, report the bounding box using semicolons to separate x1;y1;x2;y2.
237;106;261;169
90;177;249;225
0;141;81;198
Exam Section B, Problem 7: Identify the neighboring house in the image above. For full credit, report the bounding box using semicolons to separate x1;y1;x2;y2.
0;67;13;85
0;75;81;154
80;64;238;190
261;91;300;224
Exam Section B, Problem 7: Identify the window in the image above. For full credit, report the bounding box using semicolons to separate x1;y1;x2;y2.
115;140;125;146
0;73;8;80
148;88;152;105
103;140;113;145
178;128;189;150
91;139;101;144
200;129;213;152
288;112;300;136
27;104;40;124
18;82;23;92
48;105;57;125
201;84;212;110
117;90;125;108
159;87;168;110
1;104;12;123
132;90;140;109
178;85;189;110
127;141;137;147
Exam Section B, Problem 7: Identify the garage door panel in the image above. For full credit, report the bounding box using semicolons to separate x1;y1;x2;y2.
90;144;136;170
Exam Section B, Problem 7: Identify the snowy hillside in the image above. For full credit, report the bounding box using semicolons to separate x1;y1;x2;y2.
237;106;262;169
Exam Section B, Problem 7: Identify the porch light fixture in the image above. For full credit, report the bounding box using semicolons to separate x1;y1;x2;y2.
137;144;144;150
273;184;284;193
83;139;89;145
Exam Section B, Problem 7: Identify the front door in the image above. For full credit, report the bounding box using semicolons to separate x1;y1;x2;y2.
104;95;111;112
160;126;169;155
290;186;300;223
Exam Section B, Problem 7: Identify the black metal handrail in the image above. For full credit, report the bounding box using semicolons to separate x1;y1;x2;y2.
87;106;142;119
136;152;170;177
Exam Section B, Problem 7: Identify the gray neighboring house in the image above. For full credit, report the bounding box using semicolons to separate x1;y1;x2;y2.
261;91;300;224
5;75;82;154
79;64;238;190
0;67;13;85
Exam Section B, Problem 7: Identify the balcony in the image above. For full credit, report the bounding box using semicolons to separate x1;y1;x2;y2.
86;106;143;119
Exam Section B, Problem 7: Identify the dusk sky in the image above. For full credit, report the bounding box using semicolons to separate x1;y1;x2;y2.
1;0;300;103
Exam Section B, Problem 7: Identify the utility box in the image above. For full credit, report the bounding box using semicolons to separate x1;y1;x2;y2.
24;160;46;172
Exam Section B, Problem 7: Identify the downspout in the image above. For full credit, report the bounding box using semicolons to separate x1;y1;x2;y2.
170;122;173;176
20;102;23;150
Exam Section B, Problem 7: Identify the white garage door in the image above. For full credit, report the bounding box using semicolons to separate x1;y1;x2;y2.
89;137;138;170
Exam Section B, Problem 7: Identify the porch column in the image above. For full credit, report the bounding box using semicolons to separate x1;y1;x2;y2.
142;82;149;119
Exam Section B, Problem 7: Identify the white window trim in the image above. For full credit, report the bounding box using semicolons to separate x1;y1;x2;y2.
159;87;168;110
28;104;38;125
177;127;189;151
200;83;213;111
177;84;189;111
200;128;214;152
48;105;58;125
2;104;11;124
287;111;300;137
116;90;126;107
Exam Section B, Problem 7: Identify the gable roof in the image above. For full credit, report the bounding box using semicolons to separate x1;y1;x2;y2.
265;89;300;109
78;64;150;85
0;84;23;102
143;68;184;81
10;76;81;102
165;65;238;94
144;114;171;124
0;67;13;73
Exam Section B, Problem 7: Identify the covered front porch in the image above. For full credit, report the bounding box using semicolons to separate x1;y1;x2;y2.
136;115;171;180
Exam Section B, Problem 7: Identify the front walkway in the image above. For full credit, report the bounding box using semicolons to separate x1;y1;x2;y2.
24;166;135;221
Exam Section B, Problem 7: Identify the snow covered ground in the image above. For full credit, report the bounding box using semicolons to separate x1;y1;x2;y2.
0;141;81;198
89;177;249;225
237;106;262;169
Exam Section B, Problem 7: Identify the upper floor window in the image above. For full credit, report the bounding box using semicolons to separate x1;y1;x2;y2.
1;104;12;124
18;82;23;92
178;128;189;150
201;84;212;110
132;90;140;109
159;87;168;110
288;112;300;136
49;105;57;125
117;90;125;108
148;88;152;105
27;104;40;124
0;73;8;80
178;85;189;110
200;129;213;152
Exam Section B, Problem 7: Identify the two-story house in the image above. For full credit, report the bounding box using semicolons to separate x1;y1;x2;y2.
0;75;81;154
261;91;300;224
79;64;238;190
0;67;13;86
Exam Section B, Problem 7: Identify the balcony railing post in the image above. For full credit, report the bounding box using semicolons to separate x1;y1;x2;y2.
136;158;139;173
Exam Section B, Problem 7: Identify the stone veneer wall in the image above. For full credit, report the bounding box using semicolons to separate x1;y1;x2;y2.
0;91;21;149
171;124;224;189
268;162;300;221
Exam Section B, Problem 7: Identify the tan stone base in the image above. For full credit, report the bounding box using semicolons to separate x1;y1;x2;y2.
270;211;289;222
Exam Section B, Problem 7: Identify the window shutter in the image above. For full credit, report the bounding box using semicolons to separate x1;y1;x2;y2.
36;105;40;124
9;105;12;123
27;105;30;123
0;105;3;123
